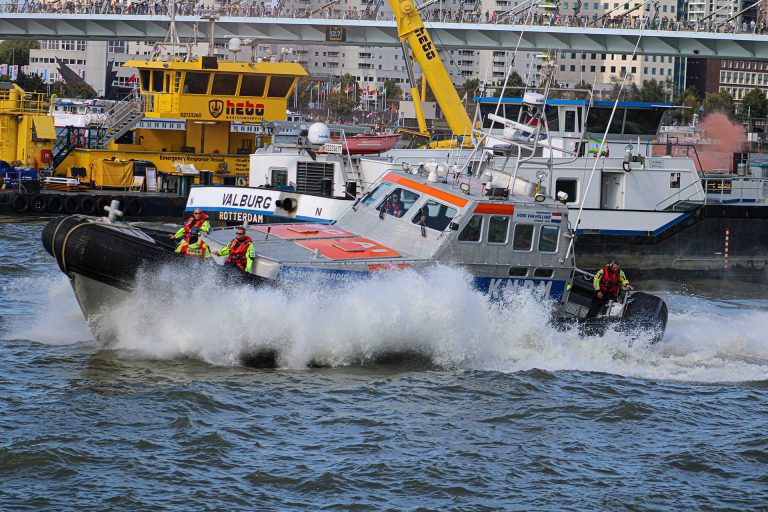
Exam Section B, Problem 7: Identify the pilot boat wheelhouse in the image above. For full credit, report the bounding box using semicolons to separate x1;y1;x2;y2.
203;171;574;303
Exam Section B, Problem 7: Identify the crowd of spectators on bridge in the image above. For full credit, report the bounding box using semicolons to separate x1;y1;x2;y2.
2;0;768;35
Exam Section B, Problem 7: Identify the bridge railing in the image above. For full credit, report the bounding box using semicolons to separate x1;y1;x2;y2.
1;4;766;35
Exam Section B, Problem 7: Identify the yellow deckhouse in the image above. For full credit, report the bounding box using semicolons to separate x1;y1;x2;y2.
58;56;307;184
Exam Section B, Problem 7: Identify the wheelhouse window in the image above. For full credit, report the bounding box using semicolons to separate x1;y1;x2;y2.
458;214;483;242
240;75;267;97
362;183;391;206
211;73;239;95
377;188;420;218
487;216;510;243
139;70;150;91
512;224;534;251
183;72;210;94
555;178;578;203
151;70;164;92
538;225;560;253
411;200;458;232
268;76;295;98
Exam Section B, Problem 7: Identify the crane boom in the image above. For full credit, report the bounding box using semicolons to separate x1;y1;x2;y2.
388;0;474;139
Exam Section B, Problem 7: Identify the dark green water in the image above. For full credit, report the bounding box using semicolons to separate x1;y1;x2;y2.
1;217;767;510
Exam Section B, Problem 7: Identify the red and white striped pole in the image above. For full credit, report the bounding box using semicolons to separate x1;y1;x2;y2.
724;227;730;268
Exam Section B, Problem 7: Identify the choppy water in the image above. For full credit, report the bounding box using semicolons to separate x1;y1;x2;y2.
2;216;767;510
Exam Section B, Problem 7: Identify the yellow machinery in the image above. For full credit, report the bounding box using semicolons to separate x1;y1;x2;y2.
389;0;475;148
0;83;56;167
58;57;307;182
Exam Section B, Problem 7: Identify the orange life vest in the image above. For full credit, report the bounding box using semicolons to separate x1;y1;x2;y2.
226;236;253;270
599;265;621;296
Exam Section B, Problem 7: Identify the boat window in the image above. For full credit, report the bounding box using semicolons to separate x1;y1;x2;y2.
151;70;164;92
211;73;239;96
362;183;391;206
555;178;578;203
139;70;150;91
512;224;534;251
240;75;267;97
270;168;288;187
508;267;528;277
377;188;420;218
268;76;295;98
533;268;554;278
623;108;665;135
539;225;560;253
564;110;577;132
586;107;623;135
411;200;458;232
487;216;510;243
183;72;210;94
458;214;483;242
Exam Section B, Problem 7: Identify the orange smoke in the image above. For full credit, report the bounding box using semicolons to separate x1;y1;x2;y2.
696;112;746;173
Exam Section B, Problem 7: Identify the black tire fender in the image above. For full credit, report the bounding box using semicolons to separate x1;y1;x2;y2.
63;195;79;214
30;194;47;213
11;193;29;213
47;195;64;214
126;197;143;217
77;195;95;215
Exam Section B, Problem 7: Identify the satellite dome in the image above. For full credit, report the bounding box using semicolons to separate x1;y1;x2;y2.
307;123;331;145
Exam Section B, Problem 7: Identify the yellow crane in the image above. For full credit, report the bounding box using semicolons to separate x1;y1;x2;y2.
388;0;474;147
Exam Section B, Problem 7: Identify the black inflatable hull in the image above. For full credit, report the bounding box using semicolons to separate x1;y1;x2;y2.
42;216;271;326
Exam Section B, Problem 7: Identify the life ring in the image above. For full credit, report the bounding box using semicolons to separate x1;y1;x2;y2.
77;195;95;215
63;195;79;214
72;132;86;148
126;197;143;217
11;193;29;213
30;194;47;213
236;176;248;187
47;194;64;214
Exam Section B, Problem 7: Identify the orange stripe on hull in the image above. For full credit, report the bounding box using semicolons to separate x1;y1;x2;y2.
473;203;515;215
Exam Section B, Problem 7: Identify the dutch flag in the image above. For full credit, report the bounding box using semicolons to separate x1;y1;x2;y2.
550;212;563;224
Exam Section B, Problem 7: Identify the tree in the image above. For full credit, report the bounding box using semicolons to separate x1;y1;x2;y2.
50;81;96;99
703;91;735;118
607;72;639;101
382;78;402;101
638;79;667;102
458;78;480;101
326;91;358;117
0;71;46;93
738;87;768;120
674;87;701;123
0;40;40;67
295;76;313;108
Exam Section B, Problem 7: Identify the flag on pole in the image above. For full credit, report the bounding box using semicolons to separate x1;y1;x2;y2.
0;64;7;77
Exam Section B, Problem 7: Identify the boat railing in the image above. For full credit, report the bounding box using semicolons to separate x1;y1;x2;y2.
0;89;49;114
655;175;768;210
644;142;706;174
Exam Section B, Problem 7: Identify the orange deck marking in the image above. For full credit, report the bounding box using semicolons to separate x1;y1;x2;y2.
296;238;401;260
252;224;355;240
384;173;468;208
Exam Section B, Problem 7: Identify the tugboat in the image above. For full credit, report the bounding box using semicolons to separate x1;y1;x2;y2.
43;165;668;348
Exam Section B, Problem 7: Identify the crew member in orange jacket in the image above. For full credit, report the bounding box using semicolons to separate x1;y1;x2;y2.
217;226;255;272
586;261;633;318
169;208;211;240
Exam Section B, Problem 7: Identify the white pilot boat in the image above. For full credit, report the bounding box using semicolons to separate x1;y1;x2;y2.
43;162;668;360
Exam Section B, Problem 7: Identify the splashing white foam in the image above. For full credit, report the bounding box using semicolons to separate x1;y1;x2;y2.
85;264;768;382
4;275;93;345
